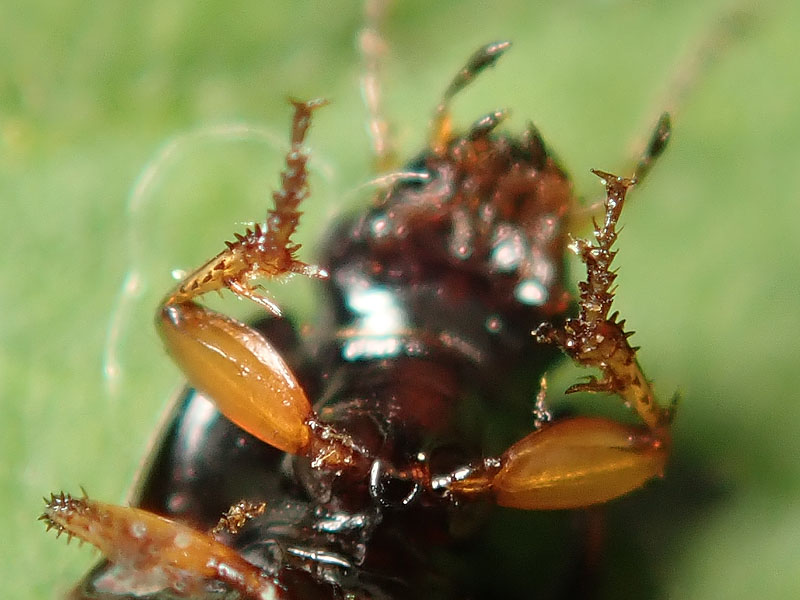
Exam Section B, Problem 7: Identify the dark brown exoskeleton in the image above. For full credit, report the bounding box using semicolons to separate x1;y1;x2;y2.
41;40;674;600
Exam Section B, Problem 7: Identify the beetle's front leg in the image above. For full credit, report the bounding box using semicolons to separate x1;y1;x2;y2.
437;167;672;510
158;98;368;470
159;301;313;454
158;301;368;469
163;98;330;317
434;416;666;510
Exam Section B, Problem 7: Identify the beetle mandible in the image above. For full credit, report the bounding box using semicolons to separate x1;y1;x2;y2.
41;28;675;600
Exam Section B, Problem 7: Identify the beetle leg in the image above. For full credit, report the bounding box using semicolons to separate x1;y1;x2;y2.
536;170;674;432
163;98;329;313
41;492;279;600
435;416;667;510
436;169;672;510
157;99;368;467
431;41;512;153
158;297;370;471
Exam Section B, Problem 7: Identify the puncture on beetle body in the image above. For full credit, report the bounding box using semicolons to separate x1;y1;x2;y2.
42;38;676;600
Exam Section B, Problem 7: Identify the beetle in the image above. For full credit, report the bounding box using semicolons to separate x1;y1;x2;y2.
41;33;675;599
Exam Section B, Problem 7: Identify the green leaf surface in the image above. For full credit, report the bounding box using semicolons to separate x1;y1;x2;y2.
3;0;798;598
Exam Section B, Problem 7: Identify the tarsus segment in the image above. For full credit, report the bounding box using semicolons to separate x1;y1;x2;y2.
271;98;328;251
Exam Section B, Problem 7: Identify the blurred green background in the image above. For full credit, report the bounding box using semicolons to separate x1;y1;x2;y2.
2;0;799;598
